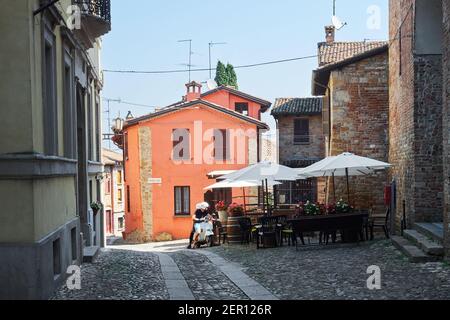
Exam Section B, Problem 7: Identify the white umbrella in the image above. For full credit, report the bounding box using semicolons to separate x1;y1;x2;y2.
300;152;391;177
299;152;391;203
204;180;282;214
220;162;303;215
204;180;282;190
221;161;303;182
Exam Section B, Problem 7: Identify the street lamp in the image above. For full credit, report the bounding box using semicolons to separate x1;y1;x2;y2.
112;117;124;133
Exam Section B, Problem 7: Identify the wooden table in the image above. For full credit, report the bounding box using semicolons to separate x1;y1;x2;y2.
288;212;369;245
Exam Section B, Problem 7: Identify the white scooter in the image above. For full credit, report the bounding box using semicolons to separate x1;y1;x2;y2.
193;215;216;248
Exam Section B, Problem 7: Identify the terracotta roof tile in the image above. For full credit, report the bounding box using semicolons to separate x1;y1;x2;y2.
318;41;388;67
271;97;323;117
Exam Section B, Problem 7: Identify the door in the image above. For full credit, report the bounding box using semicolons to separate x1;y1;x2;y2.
106;210;113;235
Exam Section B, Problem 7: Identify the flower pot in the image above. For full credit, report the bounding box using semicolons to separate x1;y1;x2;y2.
218;210;228;224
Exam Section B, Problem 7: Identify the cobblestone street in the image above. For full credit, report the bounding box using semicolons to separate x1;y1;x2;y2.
53;240;450;300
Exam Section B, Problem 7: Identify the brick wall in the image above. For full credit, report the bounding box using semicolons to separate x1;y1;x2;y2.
277;115;324;163
389;0;444;230
443;0;450;257
389;0;416;229
328;52;390;214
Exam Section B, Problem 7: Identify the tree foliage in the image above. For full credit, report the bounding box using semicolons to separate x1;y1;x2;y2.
215;61;239;89
226;64;238;90
215;61;228;86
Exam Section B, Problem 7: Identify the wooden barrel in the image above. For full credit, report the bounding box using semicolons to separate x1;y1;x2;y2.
227;216;243;244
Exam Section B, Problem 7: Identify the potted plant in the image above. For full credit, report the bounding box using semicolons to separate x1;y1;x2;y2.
228;203;244;217
336;199;352;214
91;201;103;215
326;203;337;215
304;201;321;216
215;201;229;223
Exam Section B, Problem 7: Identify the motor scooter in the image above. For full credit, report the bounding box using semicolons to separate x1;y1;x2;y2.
193;214;216;248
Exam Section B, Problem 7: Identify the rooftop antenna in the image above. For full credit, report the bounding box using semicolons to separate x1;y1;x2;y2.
208;41;227;79
178;39;193;82
331;0;347;30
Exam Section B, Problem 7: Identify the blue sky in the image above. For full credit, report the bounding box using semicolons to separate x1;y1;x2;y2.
101;0;388;143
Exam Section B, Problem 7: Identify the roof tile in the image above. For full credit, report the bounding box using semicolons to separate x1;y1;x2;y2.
271;97;323;117
318;41;388;67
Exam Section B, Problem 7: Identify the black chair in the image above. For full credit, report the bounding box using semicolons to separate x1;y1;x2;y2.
215;221;229;245
256;217;278;249
369;208;390;240
275;216;295;246
238;217;252;245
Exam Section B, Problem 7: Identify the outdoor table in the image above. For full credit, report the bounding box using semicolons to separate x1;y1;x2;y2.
288;212;369;244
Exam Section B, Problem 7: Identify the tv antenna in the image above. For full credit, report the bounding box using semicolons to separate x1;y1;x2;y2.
332;0;347;30
208;41;227;79
178;39;193;81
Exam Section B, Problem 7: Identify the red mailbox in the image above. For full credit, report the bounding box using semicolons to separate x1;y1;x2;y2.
384;186;392;206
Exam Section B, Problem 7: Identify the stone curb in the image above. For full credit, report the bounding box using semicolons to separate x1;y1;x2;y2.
195;250;279;300
156;253;195;300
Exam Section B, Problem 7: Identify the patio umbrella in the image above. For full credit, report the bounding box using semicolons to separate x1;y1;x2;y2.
220;162;303;215
204;180;282;214
221;161;303;182
299;152;391;204
204;180;282;190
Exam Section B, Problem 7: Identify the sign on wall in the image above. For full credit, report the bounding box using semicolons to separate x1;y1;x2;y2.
148;178;162;184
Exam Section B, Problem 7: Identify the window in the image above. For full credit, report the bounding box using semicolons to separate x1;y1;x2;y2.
53;238;61;276
235;103;249;116
294;119;310;144
117;188;123;203
214;129;230;161
117;170;123;185
63;46;75;159
95;97;101;162
174;186;190;216
275;180;317;205
172;129;190;160
124;132;129;160
43;22;58;156
105;174;111;195
126;186;131;212
87;90;93;161
70;227;77;261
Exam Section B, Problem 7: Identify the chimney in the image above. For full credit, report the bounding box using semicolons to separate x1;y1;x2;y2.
185;81;202;102
325;25;335;44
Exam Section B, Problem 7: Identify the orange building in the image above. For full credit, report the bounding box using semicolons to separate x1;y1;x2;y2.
122;82;271;242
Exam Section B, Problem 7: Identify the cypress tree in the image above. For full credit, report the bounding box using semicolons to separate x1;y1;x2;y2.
226;63;238;89
215;61;228;86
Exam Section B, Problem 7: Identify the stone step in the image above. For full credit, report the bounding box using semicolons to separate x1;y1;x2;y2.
391;236;441;263
403;229;444;256
83;246;100;263
413;223;444;244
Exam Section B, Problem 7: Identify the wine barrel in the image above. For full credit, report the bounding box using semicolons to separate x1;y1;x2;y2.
227;216;243;245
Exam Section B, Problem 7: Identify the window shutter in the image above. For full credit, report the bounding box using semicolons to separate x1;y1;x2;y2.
294;119;310;144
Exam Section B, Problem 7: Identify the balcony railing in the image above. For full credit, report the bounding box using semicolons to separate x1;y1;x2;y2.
74;0;111;24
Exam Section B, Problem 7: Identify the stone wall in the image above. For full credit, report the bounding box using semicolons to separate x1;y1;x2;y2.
139;127;153;242
413;55;444;222
443;0;450;258
277;114;325;163
328;52;390;214
389;0;444;229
